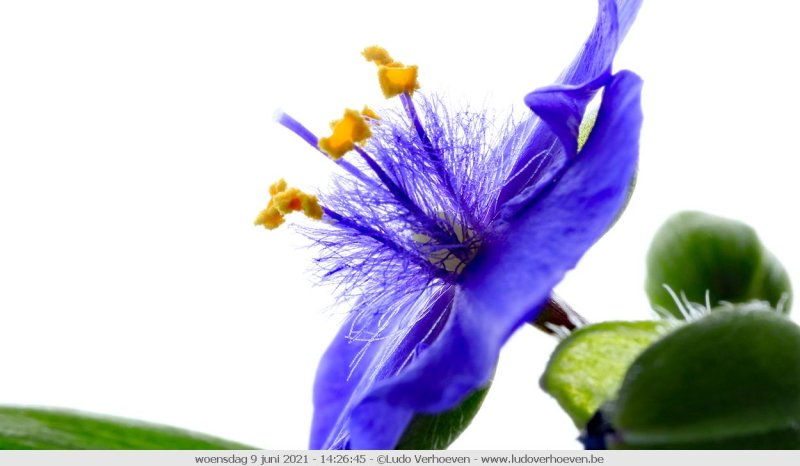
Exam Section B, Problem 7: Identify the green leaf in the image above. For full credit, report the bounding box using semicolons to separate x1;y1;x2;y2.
646;211;791;318
0;407;255;449
610;305;800;449
541;321;674;428
396;384;490;450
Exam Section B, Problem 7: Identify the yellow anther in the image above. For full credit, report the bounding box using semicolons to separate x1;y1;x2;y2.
301;194;324;220
273;187;305;213
255;180;324;230
269;178;287;196
318;109;371;160
361;105;380;120
363;46;420;99
362;46;396;67
254;205;285;230
378;65;418;99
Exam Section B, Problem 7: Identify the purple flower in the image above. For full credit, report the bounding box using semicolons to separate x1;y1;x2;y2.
257;0;643;449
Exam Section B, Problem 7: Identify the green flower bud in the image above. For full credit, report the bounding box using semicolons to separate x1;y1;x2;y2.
541;321;674;428
609;305;800;449
646;211;791;318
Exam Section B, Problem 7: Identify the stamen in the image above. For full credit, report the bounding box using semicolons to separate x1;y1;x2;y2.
400;93;471;225
276;108;448;240
322;206;445;277
362;46;419;99
255;179;323;230
269;178;288;196
254;204;284;230
400;93;435;152
362;46;399;67
301;195;325;220
276;111;378;188
363;49;459;225
352;147;426;217
319;109;372;160
377;65;419;99
349;145;458;246
275;111;319;148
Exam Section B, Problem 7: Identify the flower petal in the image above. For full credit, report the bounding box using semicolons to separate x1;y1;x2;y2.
311;289;453;449
310;315;380;449
558;0;643;86
347;71;644;449
523;72;609;164
522;0;644;169
498;0;642;205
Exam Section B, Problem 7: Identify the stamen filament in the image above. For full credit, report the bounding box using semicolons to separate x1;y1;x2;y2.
275;111;379;189
278;110;457;246
322;206;445;277
275;111;318;148
352;146;455;244
400;92;472;227
400;93;436;155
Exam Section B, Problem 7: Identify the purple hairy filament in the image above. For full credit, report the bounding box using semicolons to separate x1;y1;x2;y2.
261;66;509;292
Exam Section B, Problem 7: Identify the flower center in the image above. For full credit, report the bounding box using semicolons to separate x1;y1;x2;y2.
411;210;480;275
257;46;479;281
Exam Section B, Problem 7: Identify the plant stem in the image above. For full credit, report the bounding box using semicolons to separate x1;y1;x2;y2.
531;293;589;336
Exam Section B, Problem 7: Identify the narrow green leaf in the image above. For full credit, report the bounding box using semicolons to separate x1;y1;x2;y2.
541;321;674;428
646;211;792;317
0;407;255;449
396;384;490;450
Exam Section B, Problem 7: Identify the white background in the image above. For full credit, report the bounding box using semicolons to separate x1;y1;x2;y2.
1;0;798;450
